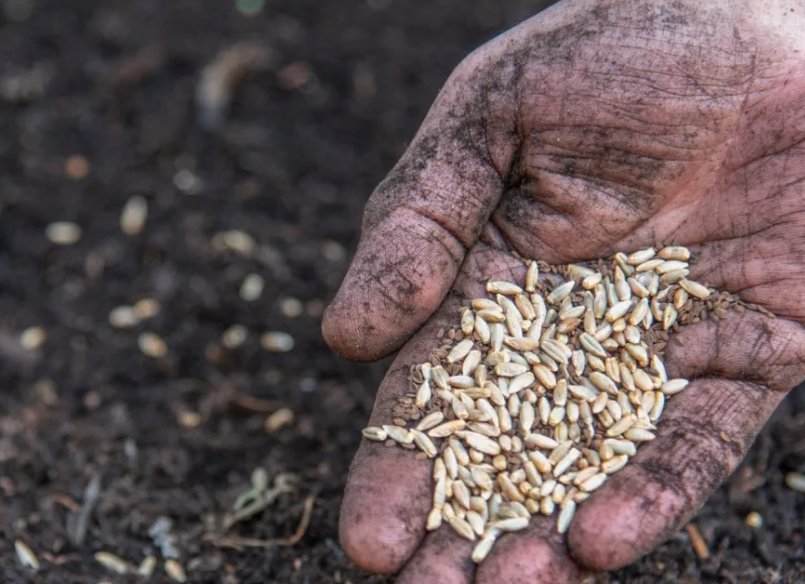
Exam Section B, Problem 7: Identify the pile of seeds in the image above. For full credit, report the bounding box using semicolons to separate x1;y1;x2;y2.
362;246;772;564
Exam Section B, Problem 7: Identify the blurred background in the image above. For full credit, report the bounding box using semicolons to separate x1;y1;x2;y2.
1;0;804;582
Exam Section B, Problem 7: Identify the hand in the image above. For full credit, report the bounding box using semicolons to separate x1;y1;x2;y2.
323;1;805;582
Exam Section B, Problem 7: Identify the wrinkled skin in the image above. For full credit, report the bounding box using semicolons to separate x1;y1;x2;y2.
322;0;805;581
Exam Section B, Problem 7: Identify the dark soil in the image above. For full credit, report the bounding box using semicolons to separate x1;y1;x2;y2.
1;1;804;583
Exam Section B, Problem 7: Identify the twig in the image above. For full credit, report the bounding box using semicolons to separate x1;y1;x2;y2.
212;496;315;549
686;523;710;559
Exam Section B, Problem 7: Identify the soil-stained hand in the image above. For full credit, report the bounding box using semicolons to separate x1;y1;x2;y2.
323;1;805;581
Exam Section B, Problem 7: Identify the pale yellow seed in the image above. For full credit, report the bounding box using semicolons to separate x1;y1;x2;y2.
15;540;39;570
95;551;133;574
164;559;187;583
486;280;523;295
679;278;711;300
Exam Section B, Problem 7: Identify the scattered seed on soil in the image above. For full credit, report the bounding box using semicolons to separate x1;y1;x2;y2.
138;332;168;358
222;324;249;349
109;306;139;328
19;326;46;350
361;245;774;563
45;221;82;245
261;331;294;352
15;540;39;570
164;558;188;583
785;472;805;492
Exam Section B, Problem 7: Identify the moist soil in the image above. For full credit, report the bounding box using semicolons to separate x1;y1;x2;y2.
1;1;804;582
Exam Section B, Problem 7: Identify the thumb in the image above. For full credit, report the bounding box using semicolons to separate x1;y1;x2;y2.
322;61;509;361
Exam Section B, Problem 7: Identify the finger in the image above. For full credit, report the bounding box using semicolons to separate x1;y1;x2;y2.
339;297;463;574
475;517;583;584
322;63;509;362
567;376;782;571
396;529;474;584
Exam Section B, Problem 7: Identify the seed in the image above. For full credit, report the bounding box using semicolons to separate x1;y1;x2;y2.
679;278;711;300
606;300;632;322
526;262;539;292
601;454;629;474
15;540;39;570
520;402;536;434
472;529;500;563
46;221;82;245
548;406;566;426
663;304;678;330
463;432;502;456
507;372;535;395
626;248;656;265
628;277;650;297
362;426;387;441
557;500;577;534
660;269;689;285
625;344;649;367
505;337;540;352
121;195;148;235
240;273;265;301
449;375;476;389
496;362;529;377
546;280;575;304
134;299;161;319
19;326;46;350
95;551;133;574
490;280;526;297
541;497;555;516
138;332;167;358
624;428;656;442
553;448;581;477
590;372;618;395
636;258;664;272
412;430;438;458
473;298;501;311
606;439;638;456
383;425;413;444
494;516;530;532
629;297;649;326
579;472;608;492
429;420;466;438
633;369;654;392
477;308;505;323
427;507;443;530
261;331;294;352
662;379;690;395
533;364;557;389
785;472;805;492
447;339;475;363
659;246;691;261
138;555;158;577
416;412;445;432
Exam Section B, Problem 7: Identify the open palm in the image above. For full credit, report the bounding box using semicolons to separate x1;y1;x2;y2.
323;1;805;582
